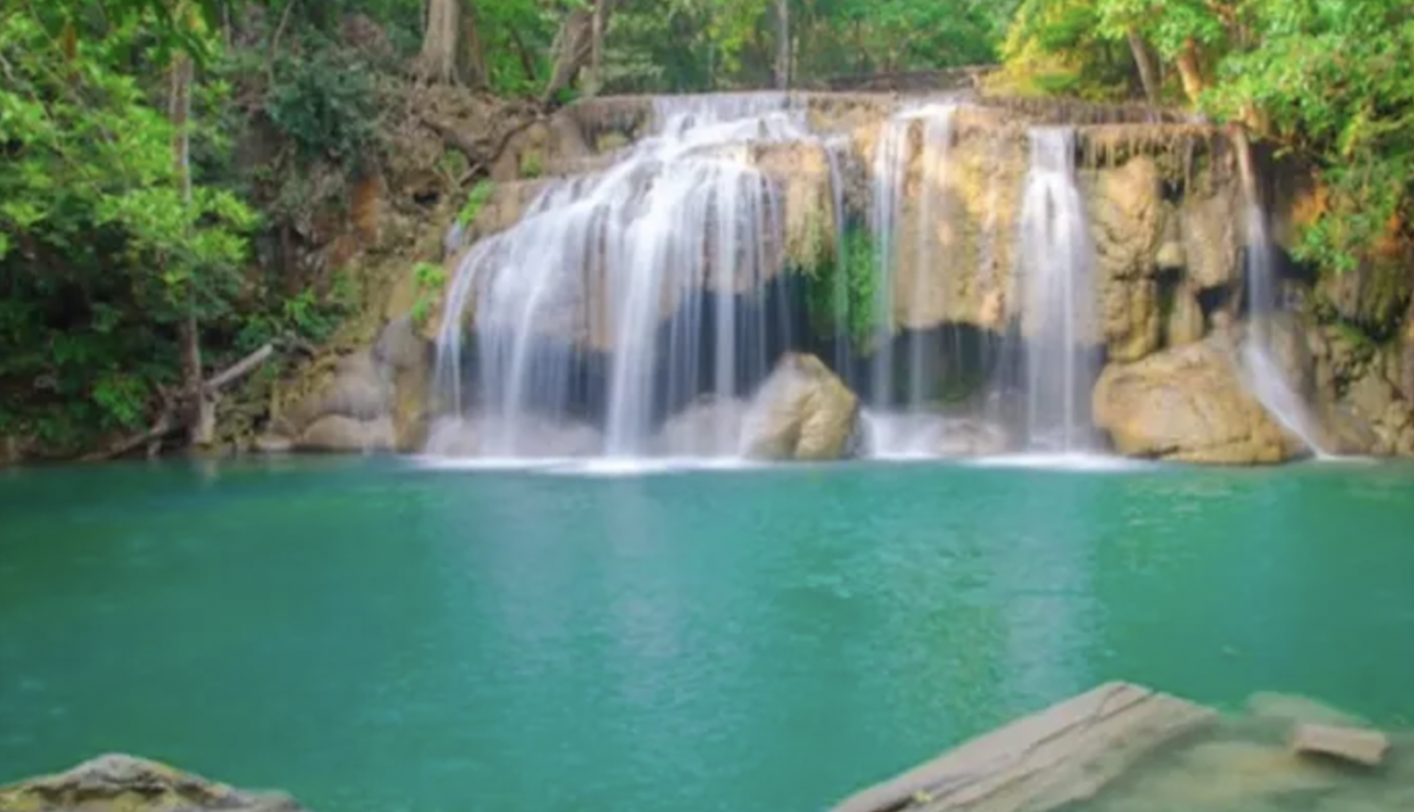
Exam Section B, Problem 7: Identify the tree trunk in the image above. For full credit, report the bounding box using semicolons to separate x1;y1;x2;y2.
169;51;213;449
584;0;604;98
460;0;489;89
776;0;790;89
1126;28;1161;106
417;0;460;84
541;5;603;105
1175;38;1205;105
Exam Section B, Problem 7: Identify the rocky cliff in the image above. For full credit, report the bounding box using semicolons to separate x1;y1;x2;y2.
270;90;1414;464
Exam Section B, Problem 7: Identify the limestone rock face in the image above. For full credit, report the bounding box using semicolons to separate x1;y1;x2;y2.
1179;183;1243;292
1093;335;1303;464
0;754;307;812
1088;157;1166;361
279;319;433;453
753;142;837;273
743;353;860;460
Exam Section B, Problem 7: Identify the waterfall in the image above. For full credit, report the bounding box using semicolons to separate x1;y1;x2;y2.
1017;128;1096;453
866;103;957;417
429;93;811;459
1241;203;1334;457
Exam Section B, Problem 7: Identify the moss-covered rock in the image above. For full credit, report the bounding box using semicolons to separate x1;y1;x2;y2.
0;754;307;812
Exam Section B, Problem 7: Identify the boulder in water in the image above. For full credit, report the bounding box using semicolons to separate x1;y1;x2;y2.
0;754;307;812
1292;724;1390;767
1093;334;1303;464
742;353;860;461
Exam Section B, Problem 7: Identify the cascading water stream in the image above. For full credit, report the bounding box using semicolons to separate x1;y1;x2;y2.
1017;127;1096;453
429;94;813;460
862;104;971;458
1239;185;1334;458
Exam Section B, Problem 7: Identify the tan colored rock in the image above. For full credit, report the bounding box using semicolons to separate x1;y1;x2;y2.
297;414;395;452
829;682;1215;812
1292;724;1390;767
0;754;306;812
1179;184;1242;290
753;141;836;274
1093;335;1303;464
743;353;860;461
1113;739;1339;810
374;317;434;451
1165;281;1206;348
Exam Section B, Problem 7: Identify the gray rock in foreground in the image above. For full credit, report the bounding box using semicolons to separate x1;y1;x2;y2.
0;754;308;812
829;682;1216;812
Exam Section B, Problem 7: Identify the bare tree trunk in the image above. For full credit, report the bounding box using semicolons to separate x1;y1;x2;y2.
583;0;604;97
1126;28;1161;106
541;6;597;105
417;0;461;84
461;0;489;89
169;51;213;449
1175;38;1205;105
774;0;789;89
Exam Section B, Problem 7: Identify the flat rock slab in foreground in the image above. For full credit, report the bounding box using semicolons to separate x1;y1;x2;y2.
830;682;1216;812
1292;723;1390;767
0;754;308;812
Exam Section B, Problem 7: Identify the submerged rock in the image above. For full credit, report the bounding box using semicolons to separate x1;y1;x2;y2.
1292;724;1390;767
742;353;860;461
424;414;603;458
0;754;307;812
657;396;749;456
1093;334;1303;464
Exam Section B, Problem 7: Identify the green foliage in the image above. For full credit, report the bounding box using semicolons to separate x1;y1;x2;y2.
265;43;380;163
1002;0;1414;278
518;150;544;179
457;180;496;227
410;261;447;327
799;229;879;351
0;6;257;450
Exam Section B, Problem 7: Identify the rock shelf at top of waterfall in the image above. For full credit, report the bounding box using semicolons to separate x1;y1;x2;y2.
403;90;1358;466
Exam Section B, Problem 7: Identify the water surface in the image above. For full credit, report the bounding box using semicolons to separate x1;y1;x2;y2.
2;458;1412;812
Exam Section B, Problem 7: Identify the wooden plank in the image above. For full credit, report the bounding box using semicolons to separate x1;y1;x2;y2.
830;682;1216;812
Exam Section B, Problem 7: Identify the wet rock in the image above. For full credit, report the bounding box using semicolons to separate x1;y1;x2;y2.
253;434;294;454
1124;739;1340;809
1164;281;1206;348
297;414;395;452
1089;157;1165;361
743;353;860;461
1179;183;1242;291
1292;724;1390;767
752;142;837;274
294;351;391;425
0;753;307;812
657;396;749;456
1093;335;1302;464
374;317;434;451
828;682;1215;812
1246;692;1370;729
